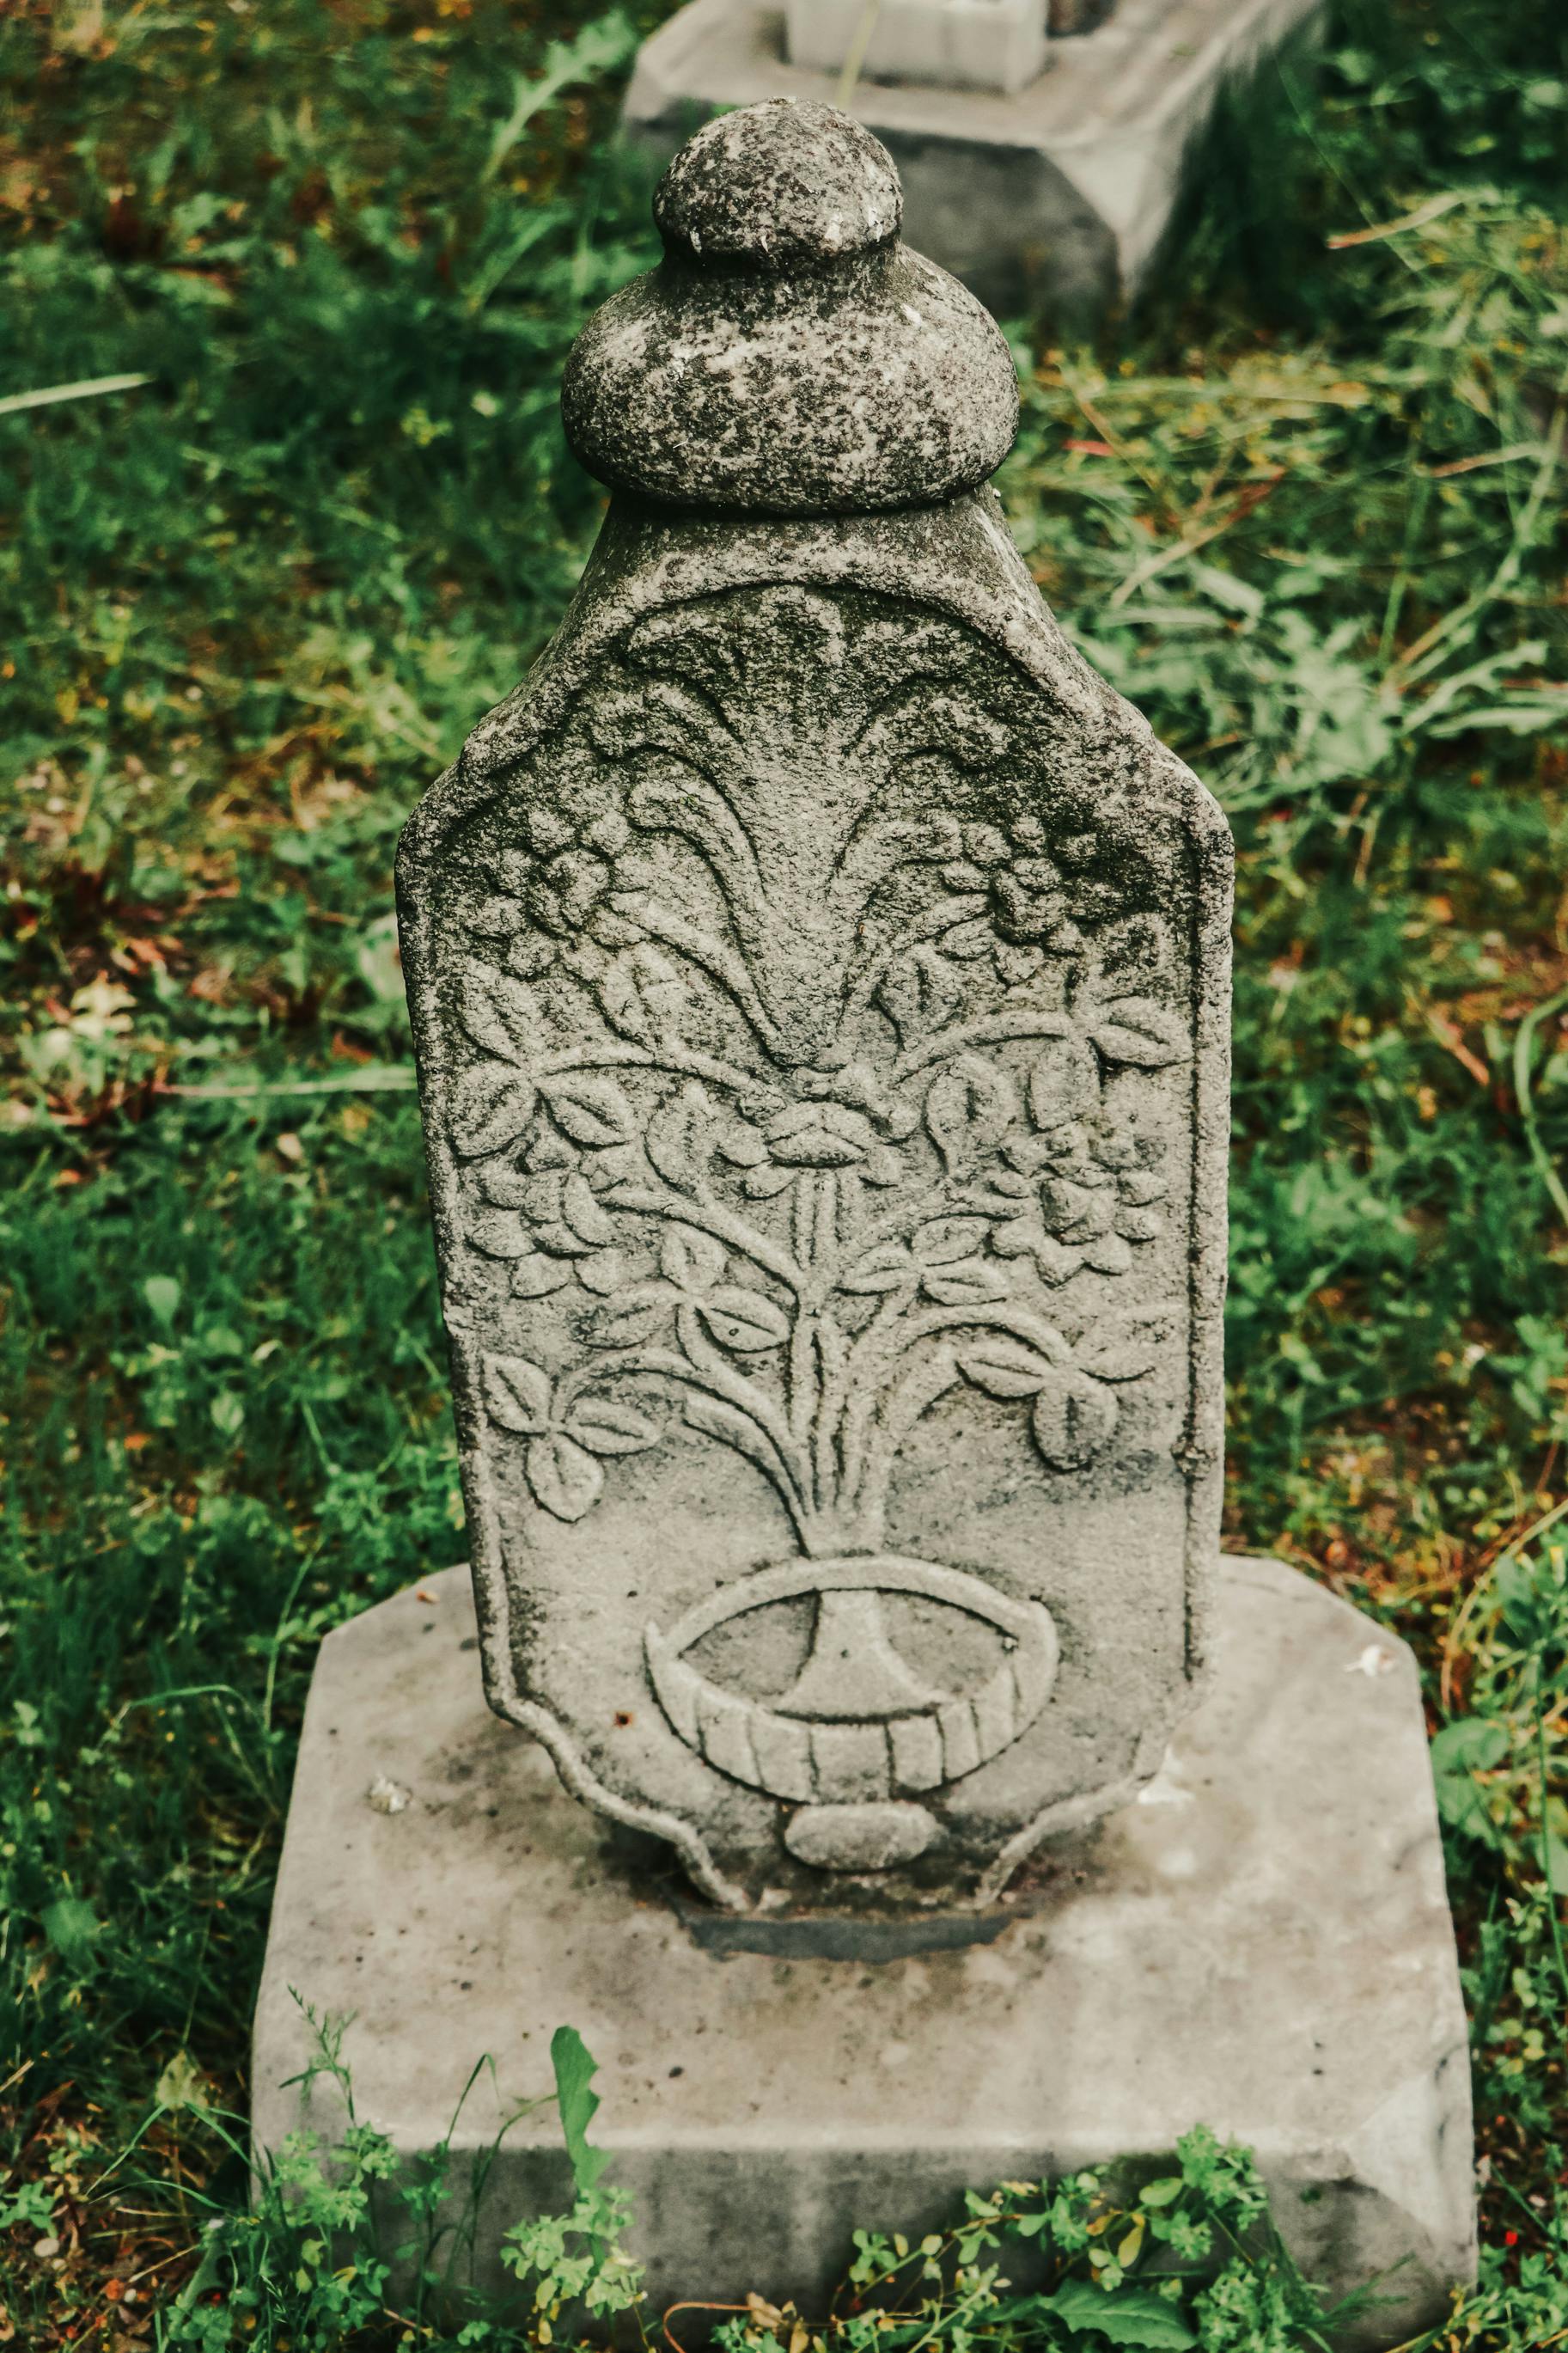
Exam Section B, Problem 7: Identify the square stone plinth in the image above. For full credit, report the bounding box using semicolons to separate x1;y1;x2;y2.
253;1557;1474;2349
622;0;1323;317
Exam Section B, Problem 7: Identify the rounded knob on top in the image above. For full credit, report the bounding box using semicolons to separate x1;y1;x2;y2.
562;99;1019;519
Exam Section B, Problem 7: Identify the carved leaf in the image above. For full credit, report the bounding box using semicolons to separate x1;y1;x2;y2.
661;1225;725;1293
563;1395;662;1457
479;1158;536;1208
921;1259;1010;1308
937;918;996;963
1114;1204;1163;1244
1027;1034;1099;1132
577;1249;632;1296
876;945;961;1042
510;1252;574;1299
741;1164;795;1199
525;1432;603;1521
600;944;684;1043
459;965;540;1067
840;1241;917;1295
911;1215;991;1267
483;1354;553;1434
561;1172;617;1247
1030;1371;1118;1470
448;1061;537;1158
1085;997;1189;1069
466;1210;534;1260
645;1083;715;1193
682;1391;772;1460
541;1073;638;1148
955;1336;1063;1400
699;1287;790;1353
1073;1308;1177;1384
924;1054;1016;1178
583;1284;675;1348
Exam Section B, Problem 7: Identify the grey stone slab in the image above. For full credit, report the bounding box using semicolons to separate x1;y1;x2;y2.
622;0;1325;317
252;1555;1476;2348
398;101;1233;1914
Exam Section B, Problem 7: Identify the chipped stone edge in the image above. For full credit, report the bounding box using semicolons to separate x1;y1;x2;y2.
397;486;1232;1915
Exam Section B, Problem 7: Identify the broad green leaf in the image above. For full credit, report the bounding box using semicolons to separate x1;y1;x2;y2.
156;2050;210;2113
1044;2279;1196;2349
1138;2177;1183;2209
143;1274;181;1330
551;2025;610;2194
42;1896;102;1965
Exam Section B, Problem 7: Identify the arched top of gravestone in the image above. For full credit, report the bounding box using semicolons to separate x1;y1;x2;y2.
561;98;1019;518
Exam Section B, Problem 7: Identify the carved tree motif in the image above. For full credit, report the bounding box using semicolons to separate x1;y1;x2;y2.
436;587;1191;1562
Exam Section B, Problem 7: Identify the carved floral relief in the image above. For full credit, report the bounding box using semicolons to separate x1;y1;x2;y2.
425;584;1198;1876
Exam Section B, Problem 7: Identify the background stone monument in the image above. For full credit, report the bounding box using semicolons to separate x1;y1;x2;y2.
253;99;1475;2346
622;0;1325;317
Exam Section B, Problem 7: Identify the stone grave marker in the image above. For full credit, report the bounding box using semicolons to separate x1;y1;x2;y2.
253;101;1474;2346
397;96;1230;1916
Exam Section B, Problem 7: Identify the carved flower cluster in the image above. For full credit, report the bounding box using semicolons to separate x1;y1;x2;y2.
987;1114;1167;1285
469;797;640;977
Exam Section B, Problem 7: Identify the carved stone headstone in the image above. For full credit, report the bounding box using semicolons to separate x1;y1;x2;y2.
259;99;1472;2332
398;98;1231;1916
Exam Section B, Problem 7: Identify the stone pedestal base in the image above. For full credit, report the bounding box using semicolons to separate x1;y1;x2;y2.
253;1557;1474;2349
622;0;1322;316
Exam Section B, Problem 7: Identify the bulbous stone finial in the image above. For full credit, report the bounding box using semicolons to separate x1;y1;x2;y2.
655;99;903;270
561;99;1019;517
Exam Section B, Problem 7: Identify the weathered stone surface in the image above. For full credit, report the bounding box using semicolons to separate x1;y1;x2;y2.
400;101;1231;1914
562;101;1018;516
253;1556;1477;2349
623;0;1325;320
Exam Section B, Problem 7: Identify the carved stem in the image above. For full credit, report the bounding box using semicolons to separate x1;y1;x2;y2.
622;899;788;1060
610;1186;805;1293
560;1338;814;1537
893;1010;1077;1085
845;1303;1070;1531
829;1277;924;1505
840;891;986;1025
673;1305;819;1536
539;1042;760;1097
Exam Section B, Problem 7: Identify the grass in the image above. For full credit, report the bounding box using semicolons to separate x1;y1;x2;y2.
1;0;1566;2342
